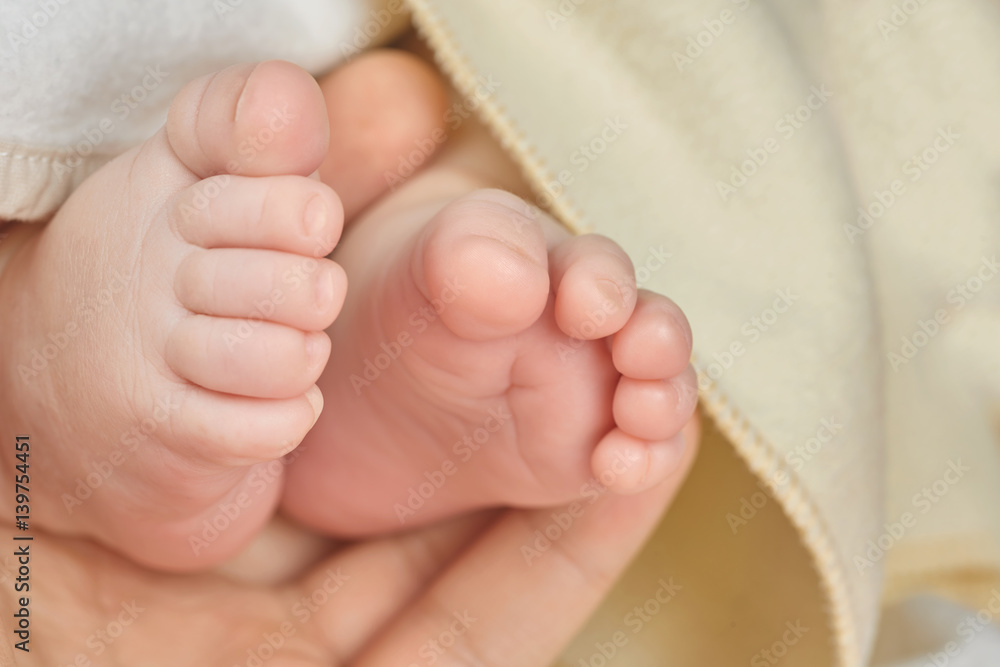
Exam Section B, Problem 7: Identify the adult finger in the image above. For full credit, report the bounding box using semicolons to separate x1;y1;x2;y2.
353;421;699;667
290;511;498;664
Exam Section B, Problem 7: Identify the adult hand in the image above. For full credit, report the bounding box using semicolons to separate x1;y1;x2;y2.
1;449;694;667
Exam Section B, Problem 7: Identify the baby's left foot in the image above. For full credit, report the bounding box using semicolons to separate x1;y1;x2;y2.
283;183;697;535
0;62;345;570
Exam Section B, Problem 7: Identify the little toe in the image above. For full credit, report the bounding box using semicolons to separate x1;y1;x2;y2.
591;429;687;494
171;385;323;467
174;249;346;331
417;189;550;341
172;175;343;258
550;234;638;340
165;315;329;398
612;290;692;379
613;365;698;441
165;60;329;179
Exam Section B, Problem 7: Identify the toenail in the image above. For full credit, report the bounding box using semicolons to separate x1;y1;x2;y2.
305;385;324;424
672;312;693;350
597;279;624;310
233;63;260;123
316;267;336;311
305;333;326;368
669;430;687;463
652;433;687;483
672;376;698;415
304;195;327;238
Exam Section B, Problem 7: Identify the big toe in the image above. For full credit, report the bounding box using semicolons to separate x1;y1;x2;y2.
417;189;551;341
166;60;329;178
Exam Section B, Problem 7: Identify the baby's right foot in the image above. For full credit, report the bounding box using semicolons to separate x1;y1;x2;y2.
0;62;346;570
283;186;698;535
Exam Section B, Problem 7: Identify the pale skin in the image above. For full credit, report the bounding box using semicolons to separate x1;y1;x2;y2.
285;56;699;537
0;466;699;666
0;51;699;572
0;47;702;664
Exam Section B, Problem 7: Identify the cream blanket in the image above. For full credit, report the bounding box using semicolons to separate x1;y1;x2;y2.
3;0;998;664
403;0;1000;665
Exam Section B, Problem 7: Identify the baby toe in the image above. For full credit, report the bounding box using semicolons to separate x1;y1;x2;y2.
174;248;345;331
418;189;550;341
550;234;637;340
165;315;329;399
165;60;329;179
613;365;698;441
171;174;343;258
612;290;692;380
590;428;687;495
171;386;323;467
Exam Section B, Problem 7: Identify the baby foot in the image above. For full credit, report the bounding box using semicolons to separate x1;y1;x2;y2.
283;183;697;535
0;61;347;570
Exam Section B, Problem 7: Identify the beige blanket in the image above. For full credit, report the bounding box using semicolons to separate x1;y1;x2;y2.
404;0;1000;664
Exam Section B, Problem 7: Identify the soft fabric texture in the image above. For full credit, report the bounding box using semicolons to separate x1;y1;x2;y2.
0;0;408;220
402;0;1000;665
2;0;999;664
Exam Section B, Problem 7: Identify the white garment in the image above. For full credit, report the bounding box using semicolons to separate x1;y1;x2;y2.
873;595;1000;667
0;0;405;219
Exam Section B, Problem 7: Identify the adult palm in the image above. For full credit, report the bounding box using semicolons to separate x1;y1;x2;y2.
2;476;684;667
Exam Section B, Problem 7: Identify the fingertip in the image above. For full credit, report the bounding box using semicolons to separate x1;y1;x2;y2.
319;49;451;218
